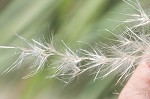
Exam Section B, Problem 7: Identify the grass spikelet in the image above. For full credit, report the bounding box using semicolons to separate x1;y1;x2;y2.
1;36;58;78
124;0;150;28
111;0;150;29
51;48;82;83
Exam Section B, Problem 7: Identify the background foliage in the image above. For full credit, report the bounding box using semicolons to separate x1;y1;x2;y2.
0;0;130;99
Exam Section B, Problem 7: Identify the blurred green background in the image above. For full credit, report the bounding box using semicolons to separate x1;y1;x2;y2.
0;0;131;99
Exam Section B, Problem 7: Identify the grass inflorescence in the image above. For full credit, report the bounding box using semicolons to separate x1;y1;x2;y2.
1;0;150;84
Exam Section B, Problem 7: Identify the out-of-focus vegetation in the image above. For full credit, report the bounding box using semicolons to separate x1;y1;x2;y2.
0;0;131;99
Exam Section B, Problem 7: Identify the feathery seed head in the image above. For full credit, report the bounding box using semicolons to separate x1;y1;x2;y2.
1;0;150;84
